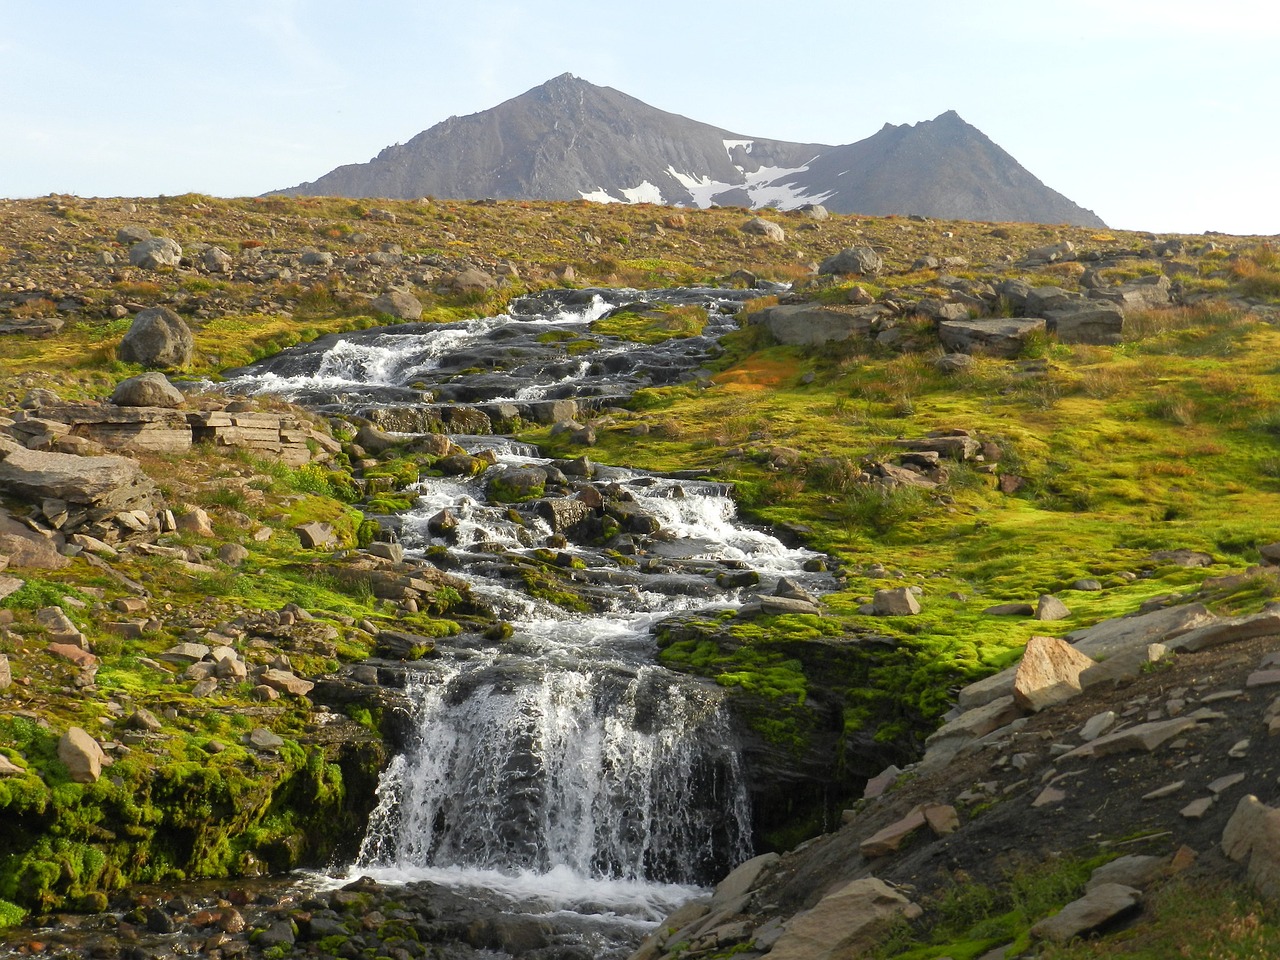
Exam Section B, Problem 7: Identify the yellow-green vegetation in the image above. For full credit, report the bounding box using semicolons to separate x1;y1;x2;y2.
872;852;1113;958
589;303;708;343
529;297;1280;757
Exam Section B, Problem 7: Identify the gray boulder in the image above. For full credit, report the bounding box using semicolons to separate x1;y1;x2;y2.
116;225;152;244
117;307;194;369
370;288;423;320
1030;883;1141;942
0;447;157;525
1222;794;1280;899
201;246;233;273
1045;301;1126;345
741;217;785;242
753;303;880;346
1090;274;1173;311
938;318;1045;357
128;236;182;269
110;372;185;408
818;246;884;278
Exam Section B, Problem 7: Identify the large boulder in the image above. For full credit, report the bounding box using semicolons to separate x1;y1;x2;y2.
0;447;157;527
1090;274;1173;311
128;236;182;269
1045;301;1126;345
369;288;423;320
741;217;785;242
110;372;185;408
1012;635;1096;711
938;318;1045;357
117;307;195;369
767;878;920;960
818;246;884;277
58;727;106;783
753;303;880;346
1222;794;1280;899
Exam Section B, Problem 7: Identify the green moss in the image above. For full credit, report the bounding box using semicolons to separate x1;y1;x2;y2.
589;304;708;344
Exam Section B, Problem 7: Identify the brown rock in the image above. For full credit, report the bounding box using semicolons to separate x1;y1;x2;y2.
1222;795;1280;899
860;806;927;858
58;727;106;783
175;508;215;537
767;878;920;960
1012;635;1097;712
1031;884;1141;942
48;643;98;667
260;668;315;697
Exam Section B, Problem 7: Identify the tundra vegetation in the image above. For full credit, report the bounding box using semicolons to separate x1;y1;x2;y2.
0;193;1278;953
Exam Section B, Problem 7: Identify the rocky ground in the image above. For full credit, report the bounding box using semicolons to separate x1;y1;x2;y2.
1;194;1279;957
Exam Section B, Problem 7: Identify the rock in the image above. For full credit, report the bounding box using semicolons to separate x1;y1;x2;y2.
922;695;1025;768
862;764;901;800
217;543;249;566
1086;855;1167;892
202;246;233;273
175;507;214;537
935;353;976;374
1013;635;1096;712
741;217;785;242
116;225;151;244
486;465;548;503
128;236;182;269
159;642;211;664
1024;240;1075;265
1030;883;1141;942
767;877;919;960
110;372;185;408
246;728;284;751
0;653;9;689
125;708;163;732
0;508;67;569
1035;594;1071;621
0;754;23;776
0;576;20;601
860;806;927;858
938;318;1046;357
1062;716;1199;760
450;267;497;292
1168;610;1280;654
48;642;97;667
1045;301;1126;345
256;920;296;948
752;303;878;346
984;602;1035;617
260;668;315;697
1067;603;1214;660
117;306;195;368
1222;794;1280;899
369;288;423;320
798;203;829;220
58;727;106;783
366;541;404;562
1181;797;1215;819
36;606;85;645
1091;274;1173;311
818;246;884;278
870;587;921;616
1080;710;1117;741
710;853;779;908
294;521;337;550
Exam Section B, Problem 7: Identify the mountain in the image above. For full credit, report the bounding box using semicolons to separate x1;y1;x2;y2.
276;74;1105;227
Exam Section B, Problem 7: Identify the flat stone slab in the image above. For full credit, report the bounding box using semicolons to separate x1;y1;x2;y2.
1031;883;1141;942
938;318;1045;358
1060;717;1199;760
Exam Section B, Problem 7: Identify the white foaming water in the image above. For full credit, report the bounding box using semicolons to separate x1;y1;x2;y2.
352;448;831;915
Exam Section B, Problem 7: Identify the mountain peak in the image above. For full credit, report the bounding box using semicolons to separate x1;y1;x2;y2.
275;78;1104;227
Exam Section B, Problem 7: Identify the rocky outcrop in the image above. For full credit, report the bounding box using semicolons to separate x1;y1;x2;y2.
938;317;1045;357
751;303;883;346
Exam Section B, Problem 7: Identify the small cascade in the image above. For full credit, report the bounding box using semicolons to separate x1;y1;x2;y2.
222;284;829;949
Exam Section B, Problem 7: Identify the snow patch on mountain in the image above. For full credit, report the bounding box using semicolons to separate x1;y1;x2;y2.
621;181;664;204
665;161;832;211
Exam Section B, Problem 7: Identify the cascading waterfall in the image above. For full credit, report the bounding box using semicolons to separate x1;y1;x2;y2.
223;284;827;943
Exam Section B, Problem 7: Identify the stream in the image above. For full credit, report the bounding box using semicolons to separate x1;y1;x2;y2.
8;287;833;959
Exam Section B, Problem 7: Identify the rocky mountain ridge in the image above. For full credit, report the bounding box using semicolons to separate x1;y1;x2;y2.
276;74;1105;228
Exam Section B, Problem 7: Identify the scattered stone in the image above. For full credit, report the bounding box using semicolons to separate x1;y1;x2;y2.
260;668;315;697
0;754;23;776
1072;578;1103;591
938;318;1045;358
1142;781;1184;800
1030;883;1141;943
1032;786;1066;808
869;587;921;616
766;877;920;960
217;543;249;566
1080;710;1117;741
860;807;928;858
117;306;194;368
58;727;106;783
1247;669;1280;688
125;708;162;732
741;217;785;242
1209;773;1247;796
1086;855;1167;892
36;606;85;645
294;521;337;550
863;764;901;800
110;372;185;408
128;236;182;269
817;246;884;278
1228;739;1251;758
246;728;284;751
369;288;423;320
984;602;1035;617
0;653;9;690
1061;717;1199;760
1035;594;1071;621
1221;794;1280;899
1181;797;1215;819
1012;635;1096;712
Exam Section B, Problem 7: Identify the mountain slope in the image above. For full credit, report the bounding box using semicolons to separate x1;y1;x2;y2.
276;74;1105;227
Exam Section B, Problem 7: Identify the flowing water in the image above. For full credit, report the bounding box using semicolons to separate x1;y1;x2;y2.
225;286;830;953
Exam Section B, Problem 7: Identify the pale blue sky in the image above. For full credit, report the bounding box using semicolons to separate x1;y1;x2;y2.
2;0;1276;235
